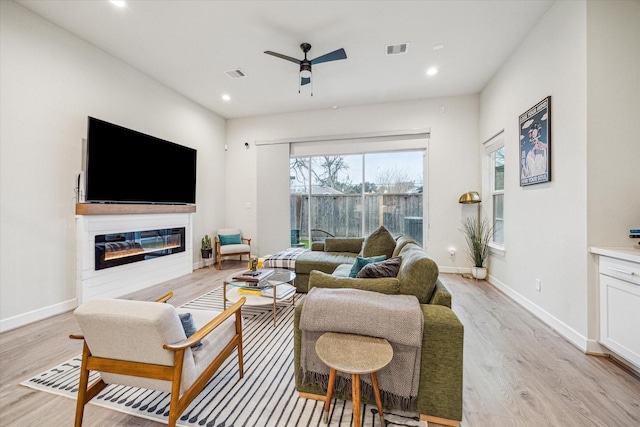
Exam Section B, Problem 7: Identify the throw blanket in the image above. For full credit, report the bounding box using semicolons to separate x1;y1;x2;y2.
299;287;423;411
262;247;307;270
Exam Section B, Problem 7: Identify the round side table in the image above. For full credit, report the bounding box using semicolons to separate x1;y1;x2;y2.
315;332;393;427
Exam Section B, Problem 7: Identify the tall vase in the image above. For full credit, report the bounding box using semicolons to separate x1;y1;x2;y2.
471;266;487;280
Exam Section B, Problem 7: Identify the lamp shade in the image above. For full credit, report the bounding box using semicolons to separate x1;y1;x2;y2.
459;191;481;204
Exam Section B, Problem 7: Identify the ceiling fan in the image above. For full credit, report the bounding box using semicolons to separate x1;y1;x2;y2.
264;43;347;95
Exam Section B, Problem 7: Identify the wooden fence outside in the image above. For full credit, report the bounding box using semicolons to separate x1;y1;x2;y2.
290;193;423;245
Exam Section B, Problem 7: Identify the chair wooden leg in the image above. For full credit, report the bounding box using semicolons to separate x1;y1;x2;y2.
75;343;107;427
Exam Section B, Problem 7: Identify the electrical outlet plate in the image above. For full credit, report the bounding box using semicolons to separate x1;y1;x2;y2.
535;279;541;291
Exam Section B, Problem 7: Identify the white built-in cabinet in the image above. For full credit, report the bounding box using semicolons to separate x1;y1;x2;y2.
590;247;640;370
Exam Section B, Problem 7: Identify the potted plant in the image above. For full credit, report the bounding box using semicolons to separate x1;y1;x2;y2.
201;235;212;260
459;217;493;279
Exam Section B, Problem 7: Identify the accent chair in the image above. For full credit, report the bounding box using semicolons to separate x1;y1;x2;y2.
215;228;251;269
70;293;245;427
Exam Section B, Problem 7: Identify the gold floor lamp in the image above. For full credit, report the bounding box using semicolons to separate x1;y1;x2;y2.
458;191;481;225
459;191;482;279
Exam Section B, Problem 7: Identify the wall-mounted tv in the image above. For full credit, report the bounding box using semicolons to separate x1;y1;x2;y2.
84;117;197;205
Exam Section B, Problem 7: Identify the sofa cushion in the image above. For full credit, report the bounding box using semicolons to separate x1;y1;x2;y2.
392;235;418;257
308;270;400;295
349;255;387;278
332;264;353;277
356;256;402;279
295;251;359;275
361;225;396;259
324;237;364;254
397;246;439;303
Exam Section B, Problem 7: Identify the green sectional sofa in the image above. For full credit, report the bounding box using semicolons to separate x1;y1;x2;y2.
293;228;464;426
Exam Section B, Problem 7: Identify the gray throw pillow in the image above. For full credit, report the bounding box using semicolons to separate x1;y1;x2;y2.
357;256;402;279
179;312;202;348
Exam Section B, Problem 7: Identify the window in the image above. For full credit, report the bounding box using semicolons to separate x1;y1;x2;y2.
484;131;505;251
492;148;504;245
290;151;424;246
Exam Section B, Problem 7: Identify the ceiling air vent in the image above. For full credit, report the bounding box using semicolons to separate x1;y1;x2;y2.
386;43;408;55
225;69;247;79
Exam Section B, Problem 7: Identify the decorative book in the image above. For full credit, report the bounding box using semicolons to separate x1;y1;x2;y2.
260;284;296;299
232;269;274;282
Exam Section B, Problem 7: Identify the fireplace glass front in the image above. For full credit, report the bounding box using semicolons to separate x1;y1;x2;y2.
95;227;186;270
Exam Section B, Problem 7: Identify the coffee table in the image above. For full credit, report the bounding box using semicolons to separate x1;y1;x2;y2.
223;268;296;326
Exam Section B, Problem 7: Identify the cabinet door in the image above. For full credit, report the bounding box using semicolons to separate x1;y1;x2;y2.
599;274;640;368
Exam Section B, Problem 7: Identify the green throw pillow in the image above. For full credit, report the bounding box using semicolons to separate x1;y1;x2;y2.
361;225;396;259
349;255;387;278
219;233;241;245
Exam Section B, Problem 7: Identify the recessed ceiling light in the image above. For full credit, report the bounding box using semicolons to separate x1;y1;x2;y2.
110;0;126;8
426;67;438;76
222;94;231;101
433;44;445;51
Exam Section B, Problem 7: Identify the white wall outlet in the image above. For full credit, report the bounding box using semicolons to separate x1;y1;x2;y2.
535;279;541;292
245;202;251;209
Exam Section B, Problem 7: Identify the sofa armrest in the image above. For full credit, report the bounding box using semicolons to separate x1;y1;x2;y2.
428;279;452;308
308;270;400;295
293;301;464;423
417;304;463;422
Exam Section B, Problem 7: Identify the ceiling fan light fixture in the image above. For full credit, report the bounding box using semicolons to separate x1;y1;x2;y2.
300;62;312;79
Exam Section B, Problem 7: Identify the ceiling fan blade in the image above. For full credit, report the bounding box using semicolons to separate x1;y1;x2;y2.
264;51;301;64
301;77;311;86
310;48;347;65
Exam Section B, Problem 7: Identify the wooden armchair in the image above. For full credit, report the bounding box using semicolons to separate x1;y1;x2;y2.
215;228;251;269
70;293;246;427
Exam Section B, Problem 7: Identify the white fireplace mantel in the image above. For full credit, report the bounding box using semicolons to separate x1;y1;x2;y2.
76;206;194;303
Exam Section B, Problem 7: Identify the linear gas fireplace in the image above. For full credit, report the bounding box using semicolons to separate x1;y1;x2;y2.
95;227;186;270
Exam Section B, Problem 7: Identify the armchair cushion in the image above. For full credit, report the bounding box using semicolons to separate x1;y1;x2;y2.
348;255;387;277
219;233;242;245
219;243;251;255
309;270;400;295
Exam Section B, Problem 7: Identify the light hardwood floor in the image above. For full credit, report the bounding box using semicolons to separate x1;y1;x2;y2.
1;265;639;426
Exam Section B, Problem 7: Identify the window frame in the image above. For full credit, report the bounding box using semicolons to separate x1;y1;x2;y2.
483;131;505;255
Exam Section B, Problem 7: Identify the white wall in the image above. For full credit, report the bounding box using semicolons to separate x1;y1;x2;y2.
479;0;640;351
0;1;226;329
225;95;480;268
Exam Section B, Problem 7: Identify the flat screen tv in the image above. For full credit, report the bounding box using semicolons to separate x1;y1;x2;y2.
84;117;197;204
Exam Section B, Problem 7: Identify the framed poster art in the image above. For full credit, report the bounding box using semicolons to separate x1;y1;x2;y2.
519;96;551;186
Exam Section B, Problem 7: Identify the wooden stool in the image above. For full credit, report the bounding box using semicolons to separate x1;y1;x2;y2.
315;332;393;427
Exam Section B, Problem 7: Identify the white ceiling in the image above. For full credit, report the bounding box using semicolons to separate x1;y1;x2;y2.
16;0;554;119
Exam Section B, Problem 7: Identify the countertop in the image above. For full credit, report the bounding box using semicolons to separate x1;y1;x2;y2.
590;246;640;264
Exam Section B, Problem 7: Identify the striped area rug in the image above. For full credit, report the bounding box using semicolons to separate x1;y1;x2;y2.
20;288;422;427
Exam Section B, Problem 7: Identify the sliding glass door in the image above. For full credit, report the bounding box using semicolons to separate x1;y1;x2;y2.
290;151;423;247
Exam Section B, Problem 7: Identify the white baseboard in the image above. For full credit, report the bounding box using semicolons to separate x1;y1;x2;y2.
0;298;77;333
586;339;609;356
486;274;589;352
438;266;470;275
